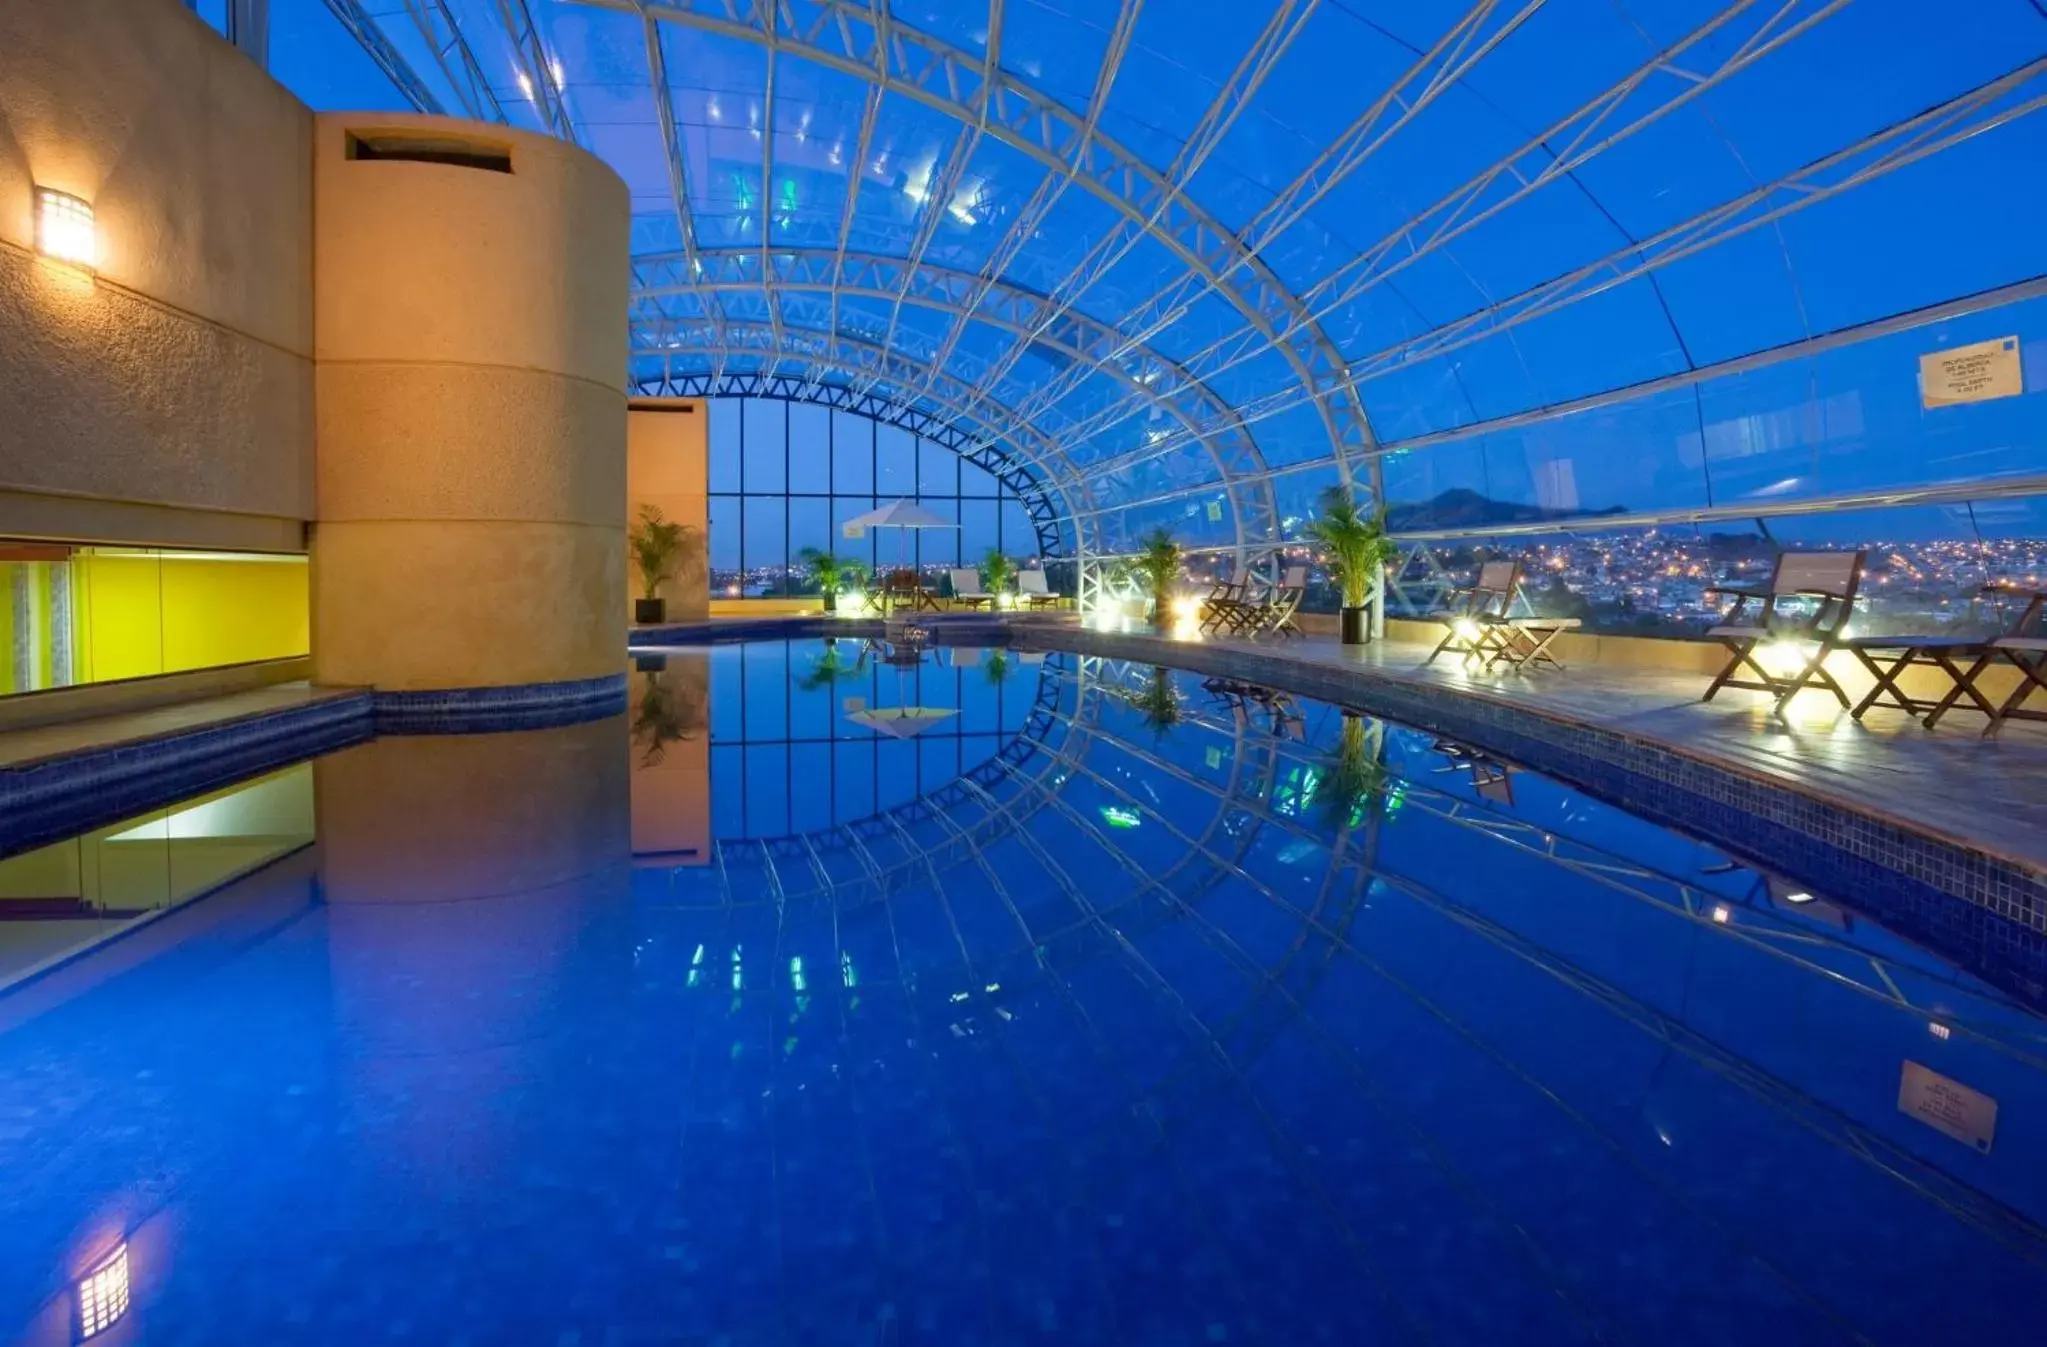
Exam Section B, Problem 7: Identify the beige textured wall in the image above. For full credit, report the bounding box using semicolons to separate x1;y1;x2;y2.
627;402;709;622
0;0;314;538
312;113;630;690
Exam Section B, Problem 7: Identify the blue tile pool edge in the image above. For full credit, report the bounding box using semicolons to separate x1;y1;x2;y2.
0;693;376;857
371;672;628;734
1020;627;2047;1005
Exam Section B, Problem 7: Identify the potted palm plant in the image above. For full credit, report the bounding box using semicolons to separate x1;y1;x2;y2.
797;547;870;613
630;504;696;625
1305;488;1395;645
1135;527;1183;625
982;547;1017;606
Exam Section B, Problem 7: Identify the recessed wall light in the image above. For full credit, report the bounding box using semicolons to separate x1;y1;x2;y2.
34;187;96;270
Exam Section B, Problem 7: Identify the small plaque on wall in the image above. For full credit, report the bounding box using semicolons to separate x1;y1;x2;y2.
1919;336;2023;409
1898;1060;1997;1152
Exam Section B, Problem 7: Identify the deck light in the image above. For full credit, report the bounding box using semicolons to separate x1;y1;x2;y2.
76;1244;129;1340
35;188;96;269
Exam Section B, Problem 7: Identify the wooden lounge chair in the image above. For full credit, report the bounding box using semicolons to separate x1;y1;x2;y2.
1701;550;1864;716
1914;583;2047;734
947;567;995;610
1233;566;1308;640
1424;560;1519;666
1017;570;1063;609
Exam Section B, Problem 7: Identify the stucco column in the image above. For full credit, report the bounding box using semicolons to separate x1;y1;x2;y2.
311;114;628;691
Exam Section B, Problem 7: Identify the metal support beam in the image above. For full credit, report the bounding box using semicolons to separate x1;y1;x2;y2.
319;0;446;113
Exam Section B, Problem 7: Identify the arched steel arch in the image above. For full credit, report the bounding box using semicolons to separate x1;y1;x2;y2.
579;0;1379;487
630;322;1090;556
634;314;1108;549
632;247;1279;550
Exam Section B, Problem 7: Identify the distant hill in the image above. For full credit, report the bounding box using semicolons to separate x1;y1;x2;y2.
1383;489;1631;531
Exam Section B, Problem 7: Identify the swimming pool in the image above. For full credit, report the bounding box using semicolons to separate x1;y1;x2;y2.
2;639;2045;1345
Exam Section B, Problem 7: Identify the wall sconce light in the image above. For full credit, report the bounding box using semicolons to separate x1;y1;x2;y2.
35;187;97;270
76;1243;130;1339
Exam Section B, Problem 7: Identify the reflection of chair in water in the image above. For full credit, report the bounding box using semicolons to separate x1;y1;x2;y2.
1202;676;1305;739
1430;737;1515;805
865;635;927;668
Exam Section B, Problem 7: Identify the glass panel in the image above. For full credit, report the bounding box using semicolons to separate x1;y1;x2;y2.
741;399;786;493
708;496;742;597
832;411;874;493
919;436;958;496
876;424;917;498
741;496;787;596
789;402;831;490
709;399;742;494
1;545;309;700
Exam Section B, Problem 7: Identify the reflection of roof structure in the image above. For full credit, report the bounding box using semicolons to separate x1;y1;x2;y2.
641;652;2047;1290
300;5;2046;572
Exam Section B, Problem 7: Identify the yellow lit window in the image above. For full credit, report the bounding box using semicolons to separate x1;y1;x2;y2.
77;1244;129;1339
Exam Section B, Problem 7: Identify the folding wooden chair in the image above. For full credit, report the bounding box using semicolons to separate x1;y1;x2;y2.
1919;583;2047;734
1423;560;1519;666
1701;551;1864;716
1237;566;1309;640
1193;576;1249;635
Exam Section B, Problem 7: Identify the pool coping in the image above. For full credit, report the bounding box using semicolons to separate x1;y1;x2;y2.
0;675;631;856
1014;625;2047;1000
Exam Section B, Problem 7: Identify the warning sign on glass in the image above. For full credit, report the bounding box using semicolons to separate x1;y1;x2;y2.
1898;1060;1997;1152
1919;336;2023;409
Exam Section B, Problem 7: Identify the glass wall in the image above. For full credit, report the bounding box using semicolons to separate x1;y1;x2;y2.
706;398;1046;598
1383;496;2047;640
1;544;309;698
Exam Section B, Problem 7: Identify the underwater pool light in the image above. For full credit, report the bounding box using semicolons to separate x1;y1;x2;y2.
1099;805;1142;829
76;1243;128;1340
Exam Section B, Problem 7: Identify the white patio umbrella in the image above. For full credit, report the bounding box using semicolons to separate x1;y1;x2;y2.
845;705;959;739
842;498;959;575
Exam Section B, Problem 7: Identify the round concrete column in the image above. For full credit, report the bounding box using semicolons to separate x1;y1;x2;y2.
311;114;627;691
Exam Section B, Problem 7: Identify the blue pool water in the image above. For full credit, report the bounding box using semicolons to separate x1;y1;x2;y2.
3;639;2047;1345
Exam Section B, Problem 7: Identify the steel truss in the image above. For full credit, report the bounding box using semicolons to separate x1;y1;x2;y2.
318;0;446;113
633;246;1278;550
1060;0;1851;475
569;0;1379;486
1080;57;2047;482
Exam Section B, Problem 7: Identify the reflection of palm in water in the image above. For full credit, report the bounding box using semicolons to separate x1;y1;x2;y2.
795;640;871;691
1316;712;1392;831
1127;666;1183;738
632;667;708;767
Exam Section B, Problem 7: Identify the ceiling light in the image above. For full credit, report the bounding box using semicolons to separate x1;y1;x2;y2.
35;187;96;269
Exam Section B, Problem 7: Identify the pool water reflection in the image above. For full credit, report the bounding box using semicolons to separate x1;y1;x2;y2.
2;645;2046;1345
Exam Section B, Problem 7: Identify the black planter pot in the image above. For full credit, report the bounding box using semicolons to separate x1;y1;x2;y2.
1339;605;1370;645
634;597;666;625
632;652;669;673
823;590;838;613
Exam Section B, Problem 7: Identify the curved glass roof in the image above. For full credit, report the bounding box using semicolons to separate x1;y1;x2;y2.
270;0;2047;560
